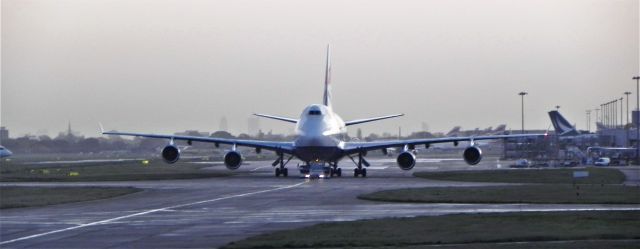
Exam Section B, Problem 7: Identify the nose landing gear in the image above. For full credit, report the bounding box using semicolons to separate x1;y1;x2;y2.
329;162;342;177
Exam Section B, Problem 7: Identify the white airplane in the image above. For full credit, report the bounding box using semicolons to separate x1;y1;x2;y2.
102;46;545;177
548;110;598;140
0;146;12;158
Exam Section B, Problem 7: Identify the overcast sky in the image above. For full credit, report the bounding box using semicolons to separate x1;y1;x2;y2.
2;0;639;137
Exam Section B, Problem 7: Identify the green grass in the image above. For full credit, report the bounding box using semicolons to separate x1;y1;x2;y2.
358;184;640;204
305;240;640;249
413;167;626;184
222;211;640;249
0;186;141;209
361;240;639;249
0;159;231;182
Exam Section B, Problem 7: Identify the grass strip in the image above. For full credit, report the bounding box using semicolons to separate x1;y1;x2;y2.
223;211;640;249
413;167;626;184
358;184;640;204
0;186;141;209
0;160;230;182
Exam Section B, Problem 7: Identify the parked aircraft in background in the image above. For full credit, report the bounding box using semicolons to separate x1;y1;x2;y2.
0;146;12;158
103;46;545;177
548;110;598;140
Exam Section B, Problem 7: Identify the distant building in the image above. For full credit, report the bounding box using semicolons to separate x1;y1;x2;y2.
0;127;9;141
219;116;228;132
175;130;210;137
248;117;260;136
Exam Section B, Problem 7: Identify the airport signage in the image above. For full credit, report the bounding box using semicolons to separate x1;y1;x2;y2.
572;171;589;178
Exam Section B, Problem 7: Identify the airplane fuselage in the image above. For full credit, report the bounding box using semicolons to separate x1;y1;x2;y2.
293;104;347;162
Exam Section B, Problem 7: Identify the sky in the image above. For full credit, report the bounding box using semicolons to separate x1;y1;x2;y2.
1;0;639;138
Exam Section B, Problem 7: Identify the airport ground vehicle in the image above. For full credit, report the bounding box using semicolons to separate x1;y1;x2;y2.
594;157;611;166
299;161;333;179
562;161;579;167
510;159;531;168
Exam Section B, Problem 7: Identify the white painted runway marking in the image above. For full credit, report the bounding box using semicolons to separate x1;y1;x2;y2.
366;166;388;170
250;166;271;172
0;182;305;246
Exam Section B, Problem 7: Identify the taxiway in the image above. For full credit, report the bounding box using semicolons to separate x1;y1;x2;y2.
1;159;638;248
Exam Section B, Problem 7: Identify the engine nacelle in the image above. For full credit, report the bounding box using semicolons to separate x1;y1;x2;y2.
224;151;243;170
396;151;416;170
463;146;483;165
161;145;180;164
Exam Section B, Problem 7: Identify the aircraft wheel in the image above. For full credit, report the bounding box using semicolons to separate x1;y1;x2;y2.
275;168;281;177
337;168;342;177
361;168;367;177
283;168;288;177
354;168;360;177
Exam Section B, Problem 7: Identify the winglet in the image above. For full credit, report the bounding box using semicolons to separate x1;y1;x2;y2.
99;122;105;134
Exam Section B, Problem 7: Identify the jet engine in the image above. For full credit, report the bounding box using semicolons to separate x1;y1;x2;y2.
161;145;180;164
224;151;243;170
463;146;482;165
396;151;416;170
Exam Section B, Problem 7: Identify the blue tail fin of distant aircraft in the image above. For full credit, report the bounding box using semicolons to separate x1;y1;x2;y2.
548;111;580;136
323;44;332;108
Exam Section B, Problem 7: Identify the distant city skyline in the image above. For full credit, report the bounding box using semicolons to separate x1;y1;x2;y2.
2;0;638;137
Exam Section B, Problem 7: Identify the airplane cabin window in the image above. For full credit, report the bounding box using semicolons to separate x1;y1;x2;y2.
308;110;321;115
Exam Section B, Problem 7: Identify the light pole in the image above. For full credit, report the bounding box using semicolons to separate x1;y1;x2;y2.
620;98;624;127
600;105;604;125
595;108;600;128
605;102;609;128
607;101;611;128
634;76;640;164
611;99;618;129
519;92;528;134
586;110;591;132
610;100;615;128
625;92;632;125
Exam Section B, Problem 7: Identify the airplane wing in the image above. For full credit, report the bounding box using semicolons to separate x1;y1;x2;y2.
101;130;295;154
343;133;546;154
344;114;404;126
253;113;298;123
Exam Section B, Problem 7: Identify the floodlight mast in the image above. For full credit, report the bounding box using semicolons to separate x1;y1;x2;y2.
518;91;528;134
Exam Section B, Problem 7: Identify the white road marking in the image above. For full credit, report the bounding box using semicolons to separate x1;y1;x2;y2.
250;166;271;172
366;166;388;170
0;182;305;246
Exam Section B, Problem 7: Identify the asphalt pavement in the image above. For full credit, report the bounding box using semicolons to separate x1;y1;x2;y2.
1;158;639;248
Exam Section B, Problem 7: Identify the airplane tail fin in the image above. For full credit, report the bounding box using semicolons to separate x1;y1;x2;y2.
548;111;580;136
323;44;332;108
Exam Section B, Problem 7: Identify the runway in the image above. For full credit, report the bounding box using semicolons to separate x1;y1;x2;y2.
1;159;639;248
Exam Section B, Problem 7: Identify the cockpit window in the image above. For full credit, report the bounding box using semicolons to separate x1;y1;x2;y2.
308;110;322;115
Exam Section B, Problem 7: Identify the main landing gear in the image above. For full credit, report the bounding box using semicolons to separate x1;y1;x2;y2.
275;167;288;177
329;162;342;177
354;167;366;177
273;153;293;177
349;153;369;177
